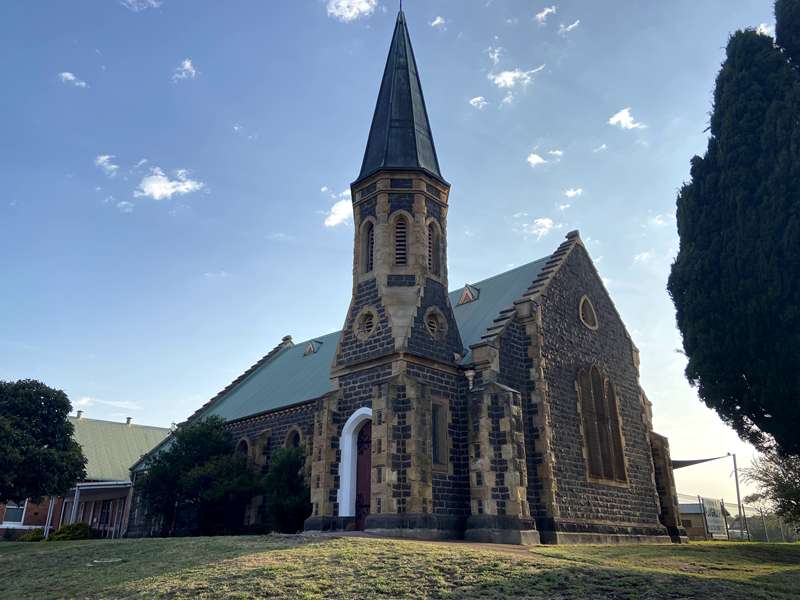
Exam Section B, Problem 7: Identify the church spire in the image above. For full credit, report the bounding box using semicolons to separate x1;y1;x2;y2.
357;10;443;184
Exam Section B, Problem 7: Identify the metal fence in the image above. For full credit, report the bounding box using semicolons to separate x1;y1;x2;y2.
677;492;798;542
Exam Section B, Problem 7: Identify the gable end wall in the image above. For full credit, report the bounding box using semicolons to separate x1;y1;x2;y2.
537;244;662;530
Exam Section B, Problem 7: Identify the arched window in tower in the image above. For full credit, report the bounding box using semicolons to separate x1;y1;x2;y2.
427;222;441;276
362;221;375;273
577;366;627;483
394;216;408;266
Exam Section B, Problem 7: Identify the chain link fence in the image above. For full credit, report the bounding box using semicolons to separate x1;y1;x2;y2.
677;492;798;542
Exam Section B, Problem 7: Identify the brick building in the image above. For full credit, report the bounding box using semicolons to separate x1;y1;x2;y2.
130;10;683;544
1;414;168;539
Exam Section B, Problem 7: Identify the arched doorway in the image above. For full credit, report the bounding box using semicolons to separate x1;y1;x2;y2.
338;407;372;525
355;422;372;530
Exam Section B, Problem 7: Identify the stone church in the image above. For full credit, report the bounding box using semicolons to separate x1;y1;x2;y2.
132;11;683;544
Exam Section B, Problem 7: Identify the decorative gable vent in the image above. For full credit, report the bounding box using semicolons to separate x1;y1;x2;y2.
458;284;480;305
304;340;323;356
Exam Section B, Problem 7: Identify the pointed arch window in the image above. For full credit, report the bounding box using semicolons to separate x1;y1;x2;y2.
362;221;375;274
394;216;408;266
427;222;441;276
579;295;598;330
577;366;626;483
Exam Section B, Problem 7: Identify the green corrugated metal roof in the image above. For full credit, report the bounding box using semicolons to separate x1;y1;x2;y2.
69;417;170;481
201;257;548;423
452;258;549;363
203;331;341;421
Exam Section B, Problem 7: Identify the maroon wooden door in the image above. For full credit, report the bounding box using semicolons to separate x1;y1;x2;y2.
355;421;372;530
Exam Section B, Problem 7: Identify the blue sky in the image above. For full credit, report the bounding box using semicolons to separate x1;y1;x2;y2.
1;0;775;499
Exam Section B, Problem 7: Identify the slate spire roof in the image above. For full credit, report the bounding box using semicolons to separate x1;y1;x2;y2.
357;10;444;184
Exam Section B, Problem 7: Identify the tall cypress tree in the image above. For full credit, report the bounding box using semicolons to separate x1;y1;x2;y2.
668;2;800;456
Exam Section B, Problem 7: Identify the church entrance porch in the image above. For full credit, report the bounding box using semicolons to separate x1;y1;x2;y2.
355;422;372;530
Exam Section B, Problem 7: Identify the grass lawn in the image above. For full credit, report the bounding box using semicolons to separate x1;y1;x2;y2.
1;535;798;599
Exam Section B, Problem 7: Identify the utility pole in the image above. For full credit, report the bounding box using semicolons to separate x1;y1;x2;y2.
729;452;749;541
760;508;770;542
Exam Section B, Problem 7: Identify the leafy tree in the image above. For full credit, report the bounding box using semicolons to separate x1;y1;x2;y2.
668;2;800;455
0;380;86;504
744;451;800;527
262;447;311;533
136;416;264;536
776;0;800;63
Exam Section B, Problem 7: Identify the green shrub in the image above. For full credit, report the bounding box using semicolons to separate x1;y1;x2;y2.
262;447;312;533
17;528;45;542
49;522;96;541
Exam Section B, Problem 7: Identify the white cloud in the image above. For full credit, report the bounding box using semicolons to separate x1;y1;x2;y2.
76;396;141;410
487;46;503;65
59;72;88;88
548;149;563;157
94;155;120;177
326;0;376;22
512;211;529;219
324;200;352;227
523;217;557;239
488;65;545;88
430;16;446;29
535;6;557;24
564;187;583;198
593;143;608;152
134;167;205;200
133;158;148;170
500;91;515;106
172;58;197;82
320;186;330;193
231;123;258;140
324;189;353;227
120;0;161;11
608;107;645;130
116;200;134;213
204;270;230;279
558;203;571;211
633;251;653;264
647;213;675;227
527;153;547;167
469;96;489;110
756;23;774;36
558;19;580;36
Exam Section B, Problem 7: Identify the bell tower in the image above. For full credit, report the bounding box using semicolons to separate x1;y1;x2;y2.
307;9;466;539
333;9;463;372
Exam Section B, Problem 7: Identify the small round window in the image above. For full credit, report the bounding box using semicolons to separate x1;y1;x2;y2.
424;308;447;339
354;308;378;340
579;295;598;330
426;314;440;336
